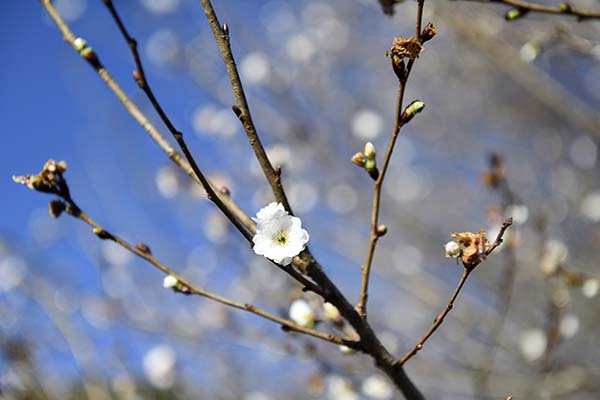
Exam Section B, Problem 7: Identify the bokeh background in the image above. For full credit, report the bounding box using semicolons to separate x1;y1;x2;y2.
2;0;600;398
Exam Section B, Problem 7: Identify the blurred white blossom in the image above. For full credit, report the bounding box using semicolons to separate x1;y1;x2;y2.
143;345;176;389
351;109;383;140
240;52;270;85
519;329;547;362
581;279;599;298
0;256;27;292
559;313;579;339
163;275;178;289
327;375;358;400
289;299;315;328
141;0;179;15
361;375;393;399
540;239;568;276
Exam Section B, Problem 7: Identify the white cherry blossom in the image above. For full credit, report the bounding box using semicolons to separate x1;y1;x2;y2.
252;202;309;266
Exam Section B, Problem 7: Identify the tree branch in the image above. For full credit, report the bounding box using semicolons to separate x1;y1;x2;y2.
398;218;513;365
198;0;293;214
38;0;255;233
357;1;426;318
101;0;252;244
491;0;600;20
15;170;355;349
40;0;321;296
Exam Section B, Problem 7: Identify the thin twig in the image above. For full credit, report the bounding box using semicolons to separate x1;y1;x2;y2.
198;0;293;214
357;22;425;318
462;0;600;19
398;219;513;365
398;269;472;365
62;199;356;348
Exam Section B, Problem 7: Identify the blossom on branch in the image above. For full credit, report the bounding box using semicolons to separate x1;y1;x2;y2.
252;202;309;266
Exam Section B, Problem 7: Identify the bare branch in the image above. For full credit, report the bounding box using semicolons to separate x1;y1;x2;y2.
357;6;428;318
198;0;293;214
14;165;355;349
398;219;513;365
38;0;255;233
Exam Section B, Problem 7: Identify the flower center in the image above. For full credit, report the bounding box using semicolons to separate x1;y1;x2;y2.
273;230;288;246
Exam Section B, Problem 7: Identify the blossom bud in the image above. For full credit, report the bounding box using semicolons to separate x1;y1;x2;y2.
163;275;178;289
401;100;425;124
421;23;437;43
133;70;145;88
48;200;66;218
289;299;316;328
323;302;342;323
444;241;461;258
73;37;87;52
376;224;388;237
364;142;376;159
136;242;152;255
351;152;366;167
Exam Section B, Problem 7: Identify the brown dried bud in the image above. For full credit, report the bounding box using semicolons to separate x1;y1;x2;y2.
135;242;152;255
351;152;366;167
391;54;405;81
133;70;145;88
48;200;66;218
376;224;388;237
451;230;489;270
92;227;113;240
219;186;231;196
13;160;69;195
231;104;242;119
389;37;423;61
367;166;380;181
421;23;437;43
80;47;101;69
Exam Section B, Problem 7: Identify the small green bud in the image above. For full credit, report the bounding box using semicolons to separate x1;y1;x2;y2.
559;2;572;12
401;100;425;124
505;7;528;20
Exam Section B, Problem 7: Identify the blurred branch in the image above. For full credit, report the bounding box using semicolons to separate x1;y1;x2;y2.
488;0;600;20
198;0;293;214
448;11;600;136
475;154;520;396
398;218;513;365
357;2;428;318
